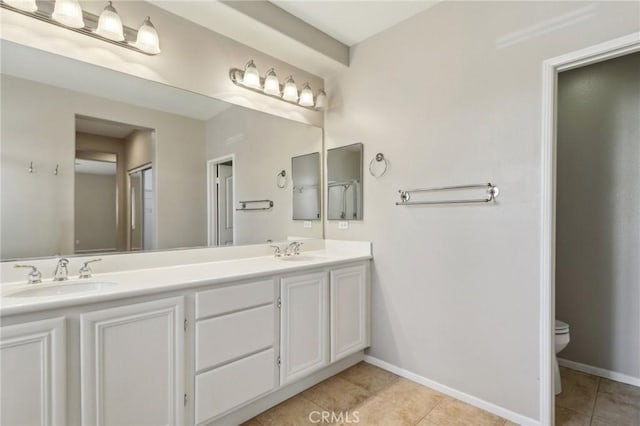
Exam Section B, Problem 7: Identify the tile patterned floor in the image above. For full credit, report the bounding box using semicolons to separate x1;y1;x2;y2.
555;367;640;426
244;361;513;426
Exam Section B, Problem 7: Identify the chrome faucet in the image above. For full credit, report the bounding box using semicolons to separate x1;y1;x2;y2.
270;245;283;257
53;258;70;281
284;241;303;256
14;264;42;284
79;258;102;279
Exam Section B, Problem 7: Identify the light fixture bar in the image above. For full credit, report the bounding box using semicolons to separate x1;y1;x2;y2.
229;67;326;111
0;0;158;56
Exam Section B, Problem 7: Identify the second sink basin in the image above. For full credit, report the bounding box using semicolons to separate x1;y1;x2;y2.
7;281;117;298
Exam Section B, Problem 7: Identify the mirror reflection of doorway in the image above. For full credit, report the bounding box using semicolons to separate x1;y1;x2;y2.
129;165;153;251
207;157;234;246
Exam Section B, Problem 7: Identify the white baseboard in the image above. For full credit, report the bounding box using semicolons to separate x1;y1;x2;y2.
558;358;640;387
363;355;539;426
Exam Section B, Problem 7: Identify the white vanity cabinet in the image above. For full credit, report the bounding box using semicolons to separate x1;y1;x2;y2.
0;317;66;426
330;263;369;362
194;279;278;424
80;296;185;426
279;271;330;385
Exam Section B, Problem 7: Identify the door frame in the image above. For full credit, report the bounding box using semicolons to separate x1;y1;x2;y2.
207;154;236;246
539;32;640;425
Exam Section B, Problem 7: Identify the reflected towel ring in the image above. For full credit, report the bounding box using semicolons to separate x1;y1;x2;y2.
369;153;388;178
276;170;287;188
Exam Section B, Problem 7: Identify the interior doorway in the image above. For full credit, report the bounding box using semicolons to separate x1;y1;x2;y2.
129;164;153;251
207;155;235;246
540;33;640;425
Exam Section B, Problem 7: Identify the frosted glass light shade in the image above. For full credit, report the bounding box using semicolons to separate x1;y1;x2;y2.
315;90;328;110
263;68;280;96
136;16;160;54
96;1;124;41
242;60;261;89
299;83;314;107
282;76;298;102
4;0;38;12
52;0;85;29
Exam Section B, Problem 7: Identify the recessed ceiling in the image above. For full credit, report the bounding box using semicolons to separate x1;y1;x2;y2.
270;1;439;46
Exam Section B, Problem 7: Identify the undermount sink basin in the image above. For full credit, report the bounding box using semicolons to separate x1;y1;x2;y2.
7;281;117;298
278;255;326;262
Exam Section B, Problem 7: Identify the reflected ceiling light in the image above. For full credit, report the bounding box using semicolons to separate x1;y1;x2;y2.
282;76;299;102
242;60;261;89
3;0;37;12
52;0;85;28
96;1;124;42
0;0;161;56
315;90;328;111
263;68;280;96
228;61;327;111
298;83;314;107
136;16;161;54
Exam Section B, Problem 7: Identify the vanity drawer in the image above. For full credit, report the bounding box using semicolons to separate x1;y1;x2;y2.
195;304;275;371
195;348;275;423
195;279;274;319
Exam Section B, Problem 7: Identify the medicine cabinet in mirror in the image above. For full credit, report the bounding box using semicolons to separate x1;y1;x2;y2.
0;40;323;260
291;152;321;220
327;143;363;221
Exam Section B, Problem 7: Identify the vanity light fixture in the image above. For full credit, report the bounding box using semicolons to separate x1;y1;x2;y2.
96;1;124;42
263;68;281;96
298;83;314;107
229;60;328;111
0;0;161;55
52;0;84;28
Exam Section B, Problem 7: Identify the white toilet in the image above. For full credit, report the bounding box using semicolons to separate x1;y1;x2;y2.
554;320;570;395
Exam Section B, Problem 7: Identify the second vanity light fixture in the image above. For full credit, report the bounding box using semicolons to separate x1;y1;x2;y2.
229;60;328;111
0;0;161;55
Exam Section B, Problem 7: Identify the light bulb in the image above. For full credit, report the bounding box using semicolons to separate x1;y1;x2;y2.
4;0;38;12
263;68;280;96
242;60;261;89
52;0;85;29
96;1;124;42
282;76;298;102
136;16;161;54
315;90;328;110
299;83;314;107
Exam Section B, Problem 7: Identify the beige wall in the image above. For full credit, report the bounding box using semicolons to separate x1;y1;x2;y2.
556;52;640;379
76;132;127;251
125;130;153;172
1;75;207;259
0;0;323;127
207;106;323;245
324;1;640;420
74;172;117;252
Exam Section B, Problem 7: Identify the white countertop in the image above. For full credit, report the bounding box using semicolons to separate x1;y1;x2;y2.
0;242;372;317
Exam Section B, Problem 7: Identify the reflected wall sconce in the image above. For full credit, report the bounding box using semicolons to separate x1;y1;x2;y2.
0;0;161;55
229;60;328;111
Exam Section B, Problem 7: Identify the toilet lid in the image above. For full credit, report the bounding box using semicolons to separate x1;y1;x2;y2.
555;320;569;333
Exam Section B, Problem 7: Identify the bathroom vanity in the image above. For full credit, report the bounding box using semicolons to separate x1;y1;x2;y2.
0;240;371;426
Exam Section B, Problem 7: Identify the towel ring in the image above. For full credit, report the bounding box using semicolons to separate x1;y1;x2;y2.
276;170;287;188
369;153;388;178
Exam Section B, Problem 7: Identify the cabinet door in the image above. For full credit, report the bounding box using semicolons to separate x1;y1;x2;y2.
330;263;369;362
0;317;66;426
81;297;184;426
280;271;329;385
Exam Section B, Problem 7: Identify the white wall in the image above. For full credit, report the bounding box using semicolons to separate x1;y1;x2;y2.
1;75;206;259
206;106;323;245
0;0;323;127
74;172;117;252
556;52;640;379
324;1;640;420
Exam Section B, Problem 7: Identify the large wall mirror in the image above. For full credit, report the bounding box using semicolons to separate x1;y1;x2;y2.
0;40;323;260
292;153;321;221
327;143;363;221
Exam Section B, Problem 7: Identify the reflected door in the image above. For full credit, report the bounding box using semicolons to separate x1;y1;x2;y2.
216;164;233;246
129;166;153;251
